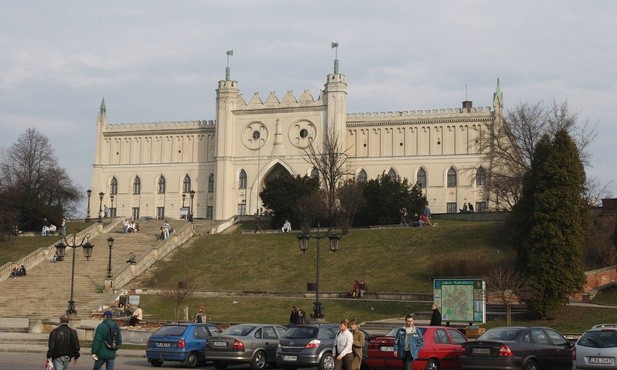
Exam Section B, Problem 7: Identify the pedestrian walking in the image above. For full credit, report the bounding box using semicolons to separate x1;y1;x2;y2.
47;314;80;370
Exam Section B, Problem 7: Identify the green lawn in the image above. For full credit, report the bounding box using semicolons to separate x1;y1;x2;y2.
0;221;91;266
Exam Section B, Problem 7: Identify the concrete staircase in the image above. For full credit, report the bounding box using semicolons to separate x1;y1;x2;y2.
0;219;206;319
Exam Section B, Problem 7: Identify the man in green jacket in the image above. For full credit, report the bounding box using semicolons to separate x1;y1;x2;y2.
91;310;122;370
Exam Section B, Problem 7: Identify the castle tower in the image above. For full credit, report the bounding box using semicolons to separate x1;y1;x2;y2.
214;79;240;220
323;73;348;154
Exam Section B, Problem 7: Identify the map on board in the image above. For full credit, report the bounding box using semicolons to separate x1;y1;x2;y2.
433;279;485;324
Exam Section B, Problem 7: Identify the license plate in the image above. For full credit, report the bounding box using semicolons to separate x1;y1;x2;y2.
590;357;613;364
213;341;227;347
282;355;297;361
157;342;171;347
472;348;491;355
380;346;395;352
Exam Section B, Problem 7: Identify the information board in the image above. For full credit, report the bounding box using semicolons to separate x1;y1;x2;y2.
433;278;486;324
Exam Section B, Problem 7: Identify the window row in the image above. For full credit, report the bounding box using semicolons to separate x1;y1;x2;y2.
108;174;216;195
355;166;486;188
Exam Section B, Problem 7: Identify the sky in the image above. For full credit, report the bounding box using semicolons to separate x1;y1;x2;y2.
1;1;616;216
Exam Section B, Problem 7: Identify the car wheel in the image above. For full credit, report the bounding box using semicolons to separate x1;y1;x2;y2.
185;352;199;368
150;359;164;367
214;360;229;370
319;353;335;370
251;350;267;370
523;360;538;370
425;359;439;370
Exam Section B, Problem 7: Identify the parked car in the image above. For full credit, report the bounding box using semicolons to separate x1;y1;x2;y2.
146;322;222;368
276;323;371;370
460;326;573;370
205;323;288;370
365;326;467;370
575;324;617;369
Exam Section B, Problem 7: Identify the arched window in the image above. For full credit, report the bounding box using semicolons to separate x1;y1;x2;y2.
208;174;215;193
310;167;319;180
183;175;191;193
447;167;457;188
476;167;486;186
358;169;367;183
110;177;118;195
239;169;247;189
388;168;397;181
133;176;141;194
157;176;166;194
417;168;427;188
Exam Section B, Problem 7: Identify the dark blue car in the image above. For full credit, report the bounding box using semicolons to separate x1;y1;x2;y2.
146;322;222;367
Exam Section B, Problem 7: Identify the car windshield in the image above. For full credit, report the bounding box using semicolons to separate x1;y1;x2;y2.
154;325;188;336
283;326;319;339
578;330;617;348
222;325;256;336
479;328;523;341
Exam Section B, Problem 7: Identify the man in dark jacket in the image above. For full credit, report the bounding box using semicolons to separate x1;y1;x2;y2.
429;303;442;326
47;314;80;370
91;310;122;370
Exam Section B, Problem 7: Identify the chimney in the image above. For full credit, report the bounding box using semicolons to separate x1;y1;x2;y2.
462;100;473;113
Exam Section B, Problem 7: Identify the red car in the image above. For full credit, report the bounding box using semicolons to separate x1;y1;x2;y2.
366;326;467;370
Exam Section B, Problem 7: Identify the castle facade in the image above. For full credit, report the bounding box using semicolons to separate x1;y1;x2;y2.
90;69;504;221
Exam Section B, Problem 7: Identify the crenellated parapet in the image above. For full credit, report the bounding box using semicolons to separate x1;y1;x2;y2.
347;106;493;119
236;89;325;110
104;120;216;132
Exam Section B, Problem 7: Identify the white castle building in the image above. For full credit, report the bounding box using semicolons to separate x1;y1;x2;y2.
89;59;504;221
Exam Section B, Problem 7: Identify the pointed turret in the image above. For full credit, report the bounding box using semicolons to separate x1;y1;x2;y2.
271;119;285;156
97;97;107;126
493;78;503;110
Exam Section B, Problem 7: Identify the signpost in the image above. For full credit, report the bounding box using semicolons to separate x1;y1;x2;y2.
433;278;486;325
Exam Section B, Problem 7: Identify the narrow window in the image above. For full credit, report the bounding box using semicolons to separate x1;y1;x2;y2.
388;168;397;181
208;174;215;193
157;176;166;194
110;177;118;195
357;169;367;183
183;175;191;193
133;176;141;194
447;167;457;188
239;170;247;189
476;167;486;186
417;168;427;188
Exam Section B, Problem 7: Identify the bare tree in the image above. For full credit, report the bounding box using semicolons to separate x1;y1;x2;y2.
294;190;327;232
484;267;531;326
0;128;81;228
303;127;350;220
160;279;195;322
486;100;597;209
335;180;365;235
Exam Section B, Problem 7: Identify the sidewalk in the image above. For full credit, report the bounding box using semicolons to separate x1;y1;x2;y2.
0;332;145;358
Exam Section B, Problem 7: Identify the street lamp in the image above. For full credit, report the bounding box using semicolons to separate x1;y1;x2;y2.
297;223;341;319
55;234;94;316
110;195;115;219
98;192;105;222
182;193;187;219
106;237;114;278
86;189;92;222
189;190;196;222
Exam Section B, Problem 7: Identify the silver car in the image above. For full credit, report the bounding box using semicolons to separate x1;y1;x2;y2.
205;323;288;370
575;325;617;369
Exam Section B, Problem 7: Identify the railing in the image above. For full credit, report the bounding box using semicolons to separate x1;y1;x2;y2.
107;222;195;290
0;221;116;282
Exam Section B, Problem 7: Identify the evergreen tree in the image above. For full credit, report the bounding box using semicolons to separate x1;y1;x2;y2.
513;129;588;317
259;173;320;228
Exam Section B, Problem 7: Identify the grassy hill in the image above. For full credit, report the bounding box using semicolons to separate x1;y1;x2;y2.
130;220;513;293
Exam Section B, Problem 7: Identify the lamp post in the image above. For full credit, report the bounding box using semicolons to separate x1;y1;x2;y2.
86;189;92;222
106;237;114;278
182;193;187;219
297;223;341;319
55;234;94;316
98;192;104;222
189;190;195;222
110;195;115;219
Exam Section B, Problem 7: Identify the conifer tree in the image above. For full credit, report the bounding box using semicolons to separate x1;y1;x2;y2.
513;129;588;317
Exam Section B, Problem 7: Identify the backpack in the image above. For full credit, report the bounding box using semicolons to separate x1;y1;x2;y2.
104;321;121;351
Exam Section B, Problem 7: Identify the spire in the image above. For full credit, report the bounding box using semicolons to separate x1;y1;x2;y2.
225;49;234;81
270;119;285;156
331;42;339;74
493;78;503;108
97;97;107;125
